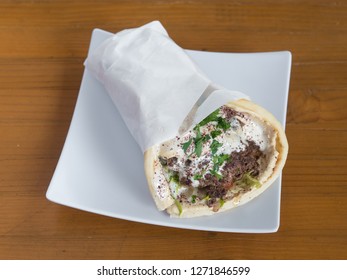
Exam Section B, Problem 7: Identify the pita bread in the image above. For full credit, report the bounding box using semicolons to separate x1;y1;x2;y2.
144;99;288;218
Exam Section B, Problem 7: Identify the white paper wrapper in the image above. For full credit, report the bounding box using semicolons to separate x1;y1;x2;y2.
84;21;248;152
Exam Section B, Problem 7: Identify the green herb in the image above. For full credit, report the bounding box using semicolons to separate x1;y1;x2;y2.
209;154;229;181
212;153;230;172
194;139;203;157
210;139;223;155
191;195;197;203
211;130;222;138
212;153;230;166
217;117;231;131
182;138;193;154
193;174;203;180
169;172;180;184
210;169;223;180
193;126;210;157
194;124;201;138
183;109;231;158
198;109;220;127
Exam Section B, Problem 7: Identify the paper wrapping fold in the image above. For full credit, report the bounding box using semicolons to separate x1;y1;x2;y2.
84;21;248;152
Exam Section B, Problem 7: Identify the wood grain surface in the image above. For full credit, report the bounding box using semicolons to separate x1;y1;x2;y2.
0;0;346;260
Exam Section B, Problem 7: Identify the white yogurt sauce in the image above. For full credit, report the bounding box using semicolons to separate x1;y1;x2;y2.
155;106;278;201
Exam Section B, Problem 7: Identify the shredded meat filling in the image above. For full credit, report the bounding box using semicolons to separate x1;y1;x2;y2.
162;140;264;202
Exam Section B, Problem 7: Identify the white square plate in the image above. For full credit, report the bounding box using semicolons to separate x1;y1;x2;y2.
46;29;291;233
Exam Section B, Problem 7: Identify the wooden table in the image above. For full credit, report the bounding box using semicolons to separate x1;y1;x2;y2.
1;0;346;260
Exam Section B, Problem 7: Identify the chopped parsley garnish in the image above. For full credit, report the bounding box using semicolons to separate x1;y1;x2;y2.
194;124;201;138
211;129;222;138
210;169;223;180
182;138;193;154
169;172;180;184
193;174;203;180
210;139;223;155
191;195;197;203
194;138;203;157
210;154;230;180
197;109;220;127
208;154;230;180
197;108;231;132
182;107;232;158
183;126;212;157
212;153;230;171
216;117;231;131
194;134;211;157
